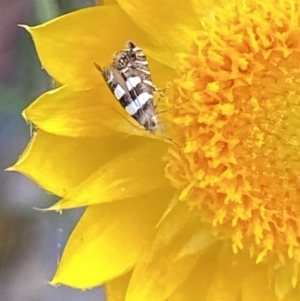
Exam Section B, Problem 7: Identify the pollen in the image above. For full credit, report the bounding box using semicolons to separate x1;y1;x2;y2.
164;0;300;265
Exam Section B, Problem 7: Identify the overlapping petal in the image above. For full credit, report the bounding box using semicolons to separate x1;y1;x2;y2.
105;273;131;301
52;189;171;288
24;5;158;88
125;203;217;301
241;265;275;301
205;248;256;301
168;246;258;301
24;85;149;138
48;139;169;209
9;130;117;196
168;244;221;301
24;85;118;138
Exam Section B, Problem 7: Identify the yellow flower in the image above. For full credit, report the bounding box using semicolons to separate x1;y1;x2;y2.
10;0;300;300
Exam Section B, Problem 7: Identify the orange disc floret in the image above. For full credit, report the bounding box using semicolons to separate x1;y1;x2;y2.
164;0;300;262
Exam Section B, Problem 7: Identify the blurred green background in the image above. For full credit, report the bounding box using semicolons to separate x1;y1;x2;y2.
0;1;105;300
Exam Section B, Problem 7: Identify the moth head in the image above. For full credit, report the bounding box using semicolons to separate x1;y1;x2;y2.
112;51;129;70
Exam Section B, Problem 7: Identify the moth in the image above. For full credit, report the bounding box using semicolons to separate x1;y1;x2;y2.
94;41;158;133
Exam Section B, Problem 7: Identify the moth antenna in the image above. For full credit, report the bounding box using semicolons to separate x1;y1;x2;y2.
154;87;166;97
164;136;180;148
157;99;189;115
153;88;166;109
154;82;174;109
154;92;169;111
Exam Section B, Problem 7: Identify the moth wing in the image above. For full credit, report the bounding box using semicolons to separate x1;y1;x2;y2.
94;63;134;112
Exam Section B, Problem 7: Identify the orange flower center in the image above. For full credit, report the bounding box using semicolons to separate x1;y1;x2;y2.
164;0;300;263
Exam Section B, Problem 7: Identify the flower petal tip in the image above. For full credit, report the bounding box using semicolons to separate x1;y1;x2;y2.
21;108;29;121
18;24;30;32
5;162;22;172
42;203;62;212
32;206;56;212
4;166;15;172
7;156;26;172
49;279;59;287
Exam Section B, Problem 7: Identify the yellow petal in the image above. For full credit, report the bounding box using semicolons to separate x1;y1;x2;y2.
153;201;217;252
189;0;229;20
168;243;222;301
168;245;256;301
24;86;114;137
105;272;131;301
282;289;300;301
24;5;155;87
275;264;294;299
9;130;127;197
24;85;144;138
117;0;201;66
147;57;176;88
206;247;256;301
125;205;204;301
96;0;117;4
52;189;170;288
241;264;275;301
49;140;169;209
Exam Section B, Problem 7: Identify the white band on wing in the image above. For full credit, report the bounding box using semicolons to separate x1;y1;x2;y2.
114;84;126;100
143;80;154;87
126;76;142;90
125;92;153;115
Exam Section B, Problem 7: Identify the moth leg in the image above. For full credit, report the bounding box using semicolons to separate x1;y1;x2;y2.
154;87;166;96
153;87;167;110
154;81;173;107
